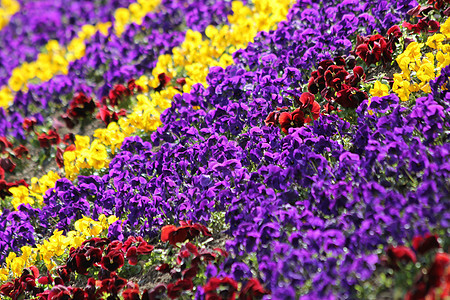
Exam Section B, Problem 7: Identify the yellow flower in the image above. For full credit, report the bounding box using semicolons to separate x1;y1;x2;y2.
393;74;411;102
426;34;446;49
0;268;8;281
9;186;34;209
441;17;450;38
416;62;435;84
88;140;108;169
369;81;390;97
74;216;103;237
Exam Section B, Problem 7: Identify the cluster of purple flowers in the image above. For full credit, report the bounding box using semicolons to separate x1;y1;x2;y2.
1;0;449;298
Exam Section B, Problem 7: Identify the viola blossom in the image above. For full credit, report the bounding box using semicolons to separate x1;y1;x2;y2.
0;157;16;173
96;105;127;126
13;145;29;159
354;26;402;67
61;92;96;128
203;277;238;300
238;278;271;300
155;72;172;92
0;137;12;153
108;84;131;107
406;252;450;300
161;221;211;246
403;18;440;33
37;129;61;148
335;85;369;108
412;233;440;255
385;245;417;269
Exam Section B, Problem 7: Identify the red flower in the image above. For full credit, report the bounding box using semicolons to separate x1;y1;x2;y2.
297;92;321;122
56;147;64;168
127;78;143;94
0;167;4;181
238;278;270;300
386;246;417;269
335;85;368;108
278;109;305;134
142;285;166;300
0;157;16;173
167;279;194;299
22;117;37;132
101;250;125;272
203;277;238;300
161;221;211;246
155;73;171;92
96;105;119;126
156;263;171;273
122;289;140;300
48;285;71;300
109;84;130;106
0;137;12;153
428;253;450;288
96;274;128;295
412;233;440;255
13;145;29;159
37;130;61;148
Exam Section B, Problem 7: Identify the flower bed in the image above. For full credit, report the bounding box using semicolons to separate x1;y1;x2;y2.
0;0;449;299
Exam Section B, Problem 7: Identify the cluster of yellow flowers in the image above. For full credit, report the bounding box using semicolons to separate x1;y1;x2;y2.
8;171;60;210
152;0;294;92
0;214;117;280
393;17;450;101
0;0;19;31
0;0;161;108
63;135;109;180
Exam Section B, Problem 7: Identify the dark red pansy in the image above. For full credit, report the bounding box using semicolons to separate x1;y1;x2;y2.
0;158;16;173
387;245;417;268
428;20;440;32
109;84;130;106
71;287;88;300
238;278;271;300
412;233;440;255
126;246;138;266
48;285;71;300
387;25;402;38
428;253;450;288
22;117;37;132
298;92;321;122
13;145;29;159
155;73;171;92
203;277;238;300
142;285;166;300
101;250;125;272
335;85;368;108
156;263;171;273
0;137;12;153
56;147;64;168
122;288;140;300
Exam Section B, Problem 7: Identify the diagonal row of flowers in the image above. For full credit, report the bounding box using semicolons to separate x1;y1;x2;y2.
0;0;137;87
4;0;445;297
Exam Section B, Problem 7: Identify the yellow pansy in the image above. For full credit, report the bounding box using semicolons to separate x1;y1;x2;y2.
369;81;390;97
9;186;34;209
